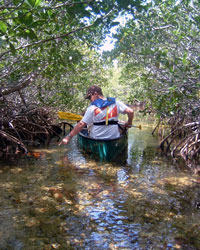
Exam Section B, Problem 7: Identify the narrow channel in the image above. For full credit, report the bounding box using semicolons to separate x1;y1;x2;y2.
0;110;199;250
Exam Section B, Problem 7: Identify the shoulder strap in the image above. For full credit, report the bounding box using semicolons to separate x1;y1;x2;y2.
91;97;116;108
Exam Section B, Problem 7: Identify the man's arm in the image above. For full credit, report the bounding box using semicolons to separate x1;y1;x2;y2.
124;107;134;128
59;120;87;145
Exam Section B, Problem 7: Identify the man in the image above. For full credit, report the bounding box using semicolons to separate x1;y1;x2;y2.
59;85;134;145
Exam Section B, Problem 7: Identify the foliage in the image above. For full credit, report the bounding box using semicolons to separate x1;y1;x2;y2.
0;0;145;112
102;64;132;104
112;0;200;119
26;44;110;113
107;0;200;166
0;0;147;160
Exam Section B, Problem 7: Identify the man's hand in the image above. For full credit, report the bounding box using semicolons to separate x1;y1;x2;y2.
58;121;87;146
58;136;70;146
124;121;132;128
124;107;134;129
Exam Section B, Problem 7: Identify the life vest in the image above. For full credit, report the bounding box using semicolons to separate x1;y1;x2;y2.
91;97;116;108
91;98;118;125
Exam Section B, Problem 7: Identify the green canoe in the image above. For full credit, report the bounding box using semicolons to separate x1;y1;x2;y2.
77;128;128;162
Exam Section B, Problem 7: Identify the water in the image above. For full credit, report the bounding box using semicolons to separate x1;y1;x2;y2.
0;112;200;250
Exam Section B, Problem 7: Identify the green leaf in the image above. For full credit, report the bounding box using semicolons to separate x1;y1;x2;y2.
169;64;174;73
25;0;35;7
19;12;33;25
25;29;38;40
0;38;3;47
35;0;42;7
111;22;120;27
9;43;16;55
81;10;91;18
31;20;45;28
168;86;176;91
0;21;7;33
182;52;188;66
13;0;21;5
93;18;102;27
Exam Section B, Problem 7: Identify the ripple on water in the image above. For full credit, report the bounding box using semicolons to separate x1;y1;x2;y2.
0;116;200;249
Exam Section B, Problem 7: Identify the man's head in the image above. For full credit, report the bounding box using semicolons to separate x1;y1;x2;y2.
85;85;103;100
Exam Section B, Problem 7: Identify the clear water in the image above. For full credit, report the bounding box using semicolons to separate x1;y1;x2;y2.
0;111;200;250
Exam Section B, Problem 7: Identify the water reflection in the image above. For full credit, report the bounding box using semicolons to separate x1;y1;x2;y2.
0;111;200;249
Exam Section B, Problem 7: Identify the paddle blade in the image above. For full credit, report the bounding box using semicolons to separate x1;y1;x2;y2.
58;111;83;121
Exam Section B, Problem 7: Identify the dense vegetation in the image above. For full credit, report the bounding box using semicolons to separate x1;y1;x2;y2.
0;0;139;158
107;0;200;170
0;0;199;170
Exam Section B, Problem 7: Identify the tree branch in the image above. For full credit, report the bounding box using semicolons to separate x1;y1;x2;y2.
0;24;93;59
0;1;25;20
1;73;36;96
50;0;94;9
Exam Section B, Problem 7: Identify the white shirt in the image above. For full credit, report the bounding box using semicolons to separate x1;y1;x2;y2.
81;99;128;139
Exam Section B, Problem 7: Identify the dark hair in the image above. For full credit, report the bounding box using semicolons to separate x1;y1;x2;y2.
85;85;103;99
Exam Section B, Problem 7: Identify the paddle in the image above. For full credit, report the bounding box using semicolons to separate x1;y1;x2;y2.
58;111;83;121
129;124;142;129
118;122;142;129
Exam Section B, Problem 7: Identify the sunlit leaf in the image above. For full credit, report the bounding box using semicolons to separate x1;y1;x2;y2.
25;29;38;40
26;0;35;7
35;0;42;7
0;21;7;33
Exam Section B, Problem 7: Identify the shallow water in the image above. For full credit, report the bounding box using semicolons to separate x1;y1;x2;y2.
0;112;200;250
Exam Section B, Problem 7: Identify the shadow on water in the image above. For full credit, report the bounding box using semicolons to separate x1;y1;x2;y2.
0;109;200;250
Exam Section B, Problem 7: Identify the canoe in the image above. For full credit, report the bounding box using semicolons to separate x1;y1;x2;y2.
77;128;128;162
